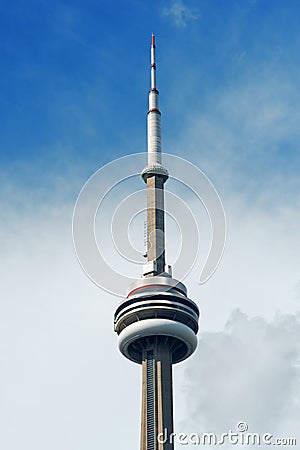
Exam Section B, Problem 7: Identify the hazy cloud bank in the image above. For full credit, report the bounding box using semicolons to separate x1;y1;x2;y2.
181;310;300;443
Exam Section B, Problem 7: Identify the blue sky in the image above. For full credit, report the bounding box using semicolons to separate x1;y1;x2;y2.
1;1;300;449
1;0;299;194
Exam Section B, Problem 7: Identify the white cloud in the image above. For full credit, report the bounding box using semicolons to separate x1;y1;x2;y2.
180;310;300;444
163;0;199;27
0;196;141;450
1;160;300;449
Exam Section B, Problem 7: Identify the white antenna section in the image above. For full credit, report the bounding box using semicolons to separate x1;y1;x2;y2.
147;34;162;166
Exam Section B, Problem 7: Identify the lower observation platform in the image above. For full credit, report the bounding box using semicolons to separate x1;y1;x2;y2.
114;275;200;450
114;276;200;364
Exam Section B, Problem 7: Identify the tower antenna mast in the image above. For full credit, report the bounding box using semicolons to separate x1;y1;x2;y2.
141;33;169;276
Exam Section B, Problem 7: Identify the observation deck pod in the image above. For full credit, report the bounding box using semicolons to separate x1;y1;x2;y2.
114;276;200;364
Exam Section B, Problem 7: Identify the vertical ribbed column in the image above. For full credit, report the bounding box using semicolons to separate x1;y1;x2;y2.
140;339;174;450
146;350;155;450
141;358;147;450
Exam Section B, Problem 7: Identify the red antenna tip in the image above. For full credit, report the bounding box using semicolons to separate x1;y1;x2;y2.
152;34;155;46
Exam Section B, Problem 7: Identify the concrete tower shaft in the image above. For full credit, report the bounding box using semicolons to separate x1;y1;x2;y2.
140;342;173;450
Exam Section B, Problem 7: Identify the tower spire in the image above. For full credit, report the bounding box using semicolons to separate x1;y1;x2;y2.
146;33;163;166
151;34;156;90
142;35;169;276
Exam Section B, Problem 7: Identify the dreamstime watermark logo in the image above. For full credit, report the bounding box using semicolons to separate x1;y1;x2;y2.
72;152;226;296
157;422;297;446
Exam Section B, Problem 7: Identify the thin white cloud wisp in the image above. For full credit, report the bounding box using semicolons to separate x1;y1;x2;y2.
163;0;199;27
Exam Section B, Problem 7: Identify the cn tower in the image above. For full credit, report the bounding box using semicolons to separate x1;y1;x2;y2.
114;36;199;450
